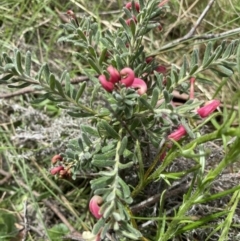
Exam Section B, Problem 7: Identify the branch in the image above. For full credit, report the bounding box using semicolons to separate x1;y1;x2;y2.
184;0;215;39
151;27;240;54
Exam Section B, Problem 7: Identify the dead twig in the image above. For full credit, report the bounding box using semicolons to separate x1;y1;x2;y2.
0;169;12;185
21;200;29;241
184;0;215;39
16;178;82;238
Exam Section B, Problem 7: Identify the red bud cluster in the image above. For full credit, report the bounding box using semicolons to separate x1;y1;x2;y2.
125;2;139;26
99;66;147;95
50;155;71;179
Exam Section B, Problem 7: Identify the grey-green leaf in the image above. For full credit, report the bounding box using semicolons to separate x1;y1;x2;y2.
25;51;31;76
151;88;159;108
100;120;120;139
118;136;128;156
75;82;86;102
15;50;24;74
49;73;56;91
202;42;213;67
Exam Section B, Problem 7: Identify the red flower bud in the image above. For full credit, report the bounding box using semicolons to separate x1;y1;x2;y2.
50;166;64;175
125;2;140;13
130;78;147;95
168;125;187;141
155;65;167;74
159;151;166;162
107;65;120;84
126;16;137;26
120;67;135;87
89;195;103;219
98;75;114;92
51;154;63;164
146;57;154;64
197;100;220;118
189;77;195;99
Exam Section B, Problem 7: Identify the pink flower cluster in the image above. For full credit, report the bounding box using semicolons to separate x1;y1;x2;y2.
99;66;147;95
167;100;220;142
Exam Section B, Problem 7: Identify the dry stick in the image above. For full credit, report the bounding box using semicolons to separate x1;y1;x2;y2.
184;0;216;39
0;169;12;185
16;178;81;237
157;26;240;53
22;200;28;241
131;178;191;214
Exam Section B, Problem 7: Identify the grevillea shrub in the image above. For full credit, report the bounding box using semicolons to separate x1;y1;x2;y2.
1;0;240;240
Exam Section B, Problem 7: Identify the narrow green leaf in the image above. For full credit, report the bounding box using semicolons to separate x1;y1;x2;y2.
112;212;122;222
88;46;97;58
90;176;113;190
202;42;213;67
100;120;120;139
115;37;128;52
119;17;132;37
189;64;199;75
55;79;65;97
94;149;116;161
8;82;31;88
92;158;115;168
64;72;71;95
237;42;240;74
99;221;112;238
3;52;13;64
49;73;56;91
139;97;154;111
75;82;86;102
25;51;31;76
59;70;67;83
4;63;15;72
213;45;223;61
81;125;99;137
170;65;178;84
118;177;131;199
211;65;233;77
135;140;144;181
99;48;108;66
77;29;87;42
38;64;46;84
15;50;24;74
179;55;188;79
151;88;159;108
123;6;133;18
82;132;92;147
88;58;101;74
115;54;124;70
118;136;128;156
103;201;114;219
92;218;105;235
118;161;134;170
0;73;14;84
190;49;199;69
222;41;234;59
203;54;215;68
43;64;50;83
121;230;139;240
163;89;170;103
67;111;93;118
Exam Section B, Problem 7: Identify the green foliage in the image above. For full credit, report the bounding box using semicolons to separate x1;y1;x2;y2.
1;0;240;240
47;223;69;241
0;210;18;240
